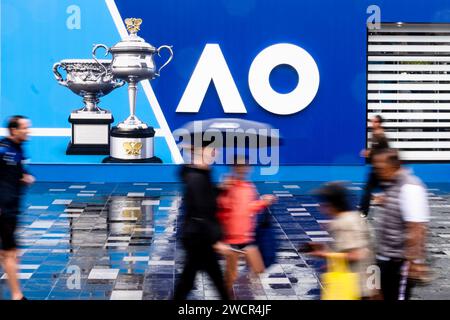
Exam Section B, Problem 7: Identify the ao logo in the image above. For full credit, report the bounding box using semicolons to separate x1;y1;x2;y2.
176;43;320;116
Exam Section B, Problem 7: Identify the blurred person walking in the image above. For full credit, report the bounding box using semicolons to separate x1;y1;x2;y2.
359;115;390;217
217;158;276;298
0;116;35;300
308;182;375;299
173;144;230;300
372;149;430;300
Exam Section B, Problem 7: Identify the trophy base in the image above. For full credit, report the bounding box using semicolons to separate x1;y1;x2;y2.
67;112;114;155
109;126;158;162
67;143;110;155
102;156;162;163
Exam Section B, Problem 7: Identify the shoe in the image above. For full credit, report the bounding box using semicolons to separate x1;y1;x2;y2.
360;212;368;218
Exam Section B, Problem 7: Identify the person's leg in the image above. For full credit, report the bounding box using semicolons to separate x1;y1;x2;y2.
244;246;265;274
359;169;379;217
174;244;200;301
377;259;402;301
0;249;23;300
404;279;415;301
224;251;240;298
203;246;229;300
377;259;392;300
398;260;412;301
0;216;23;300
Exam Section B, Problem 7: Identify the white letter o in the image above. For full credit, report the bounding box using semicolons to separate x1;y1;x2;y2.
248;43;320;115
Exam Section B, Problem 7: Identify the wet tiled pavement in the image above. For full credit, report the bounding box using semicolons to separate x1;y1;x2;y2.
0;181;449;300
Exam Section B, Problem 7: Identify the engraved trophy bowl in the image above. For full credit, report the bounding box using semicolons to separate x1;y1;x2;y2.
92;18;173;129
53;59;125;113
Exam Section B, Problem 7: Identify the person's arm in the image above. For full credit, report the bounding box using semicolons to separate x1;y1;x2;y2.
186;173;223;244
342;248;369;262
399;184;430;278
310;237;369;262
361;134;376;158
248;197;272;213
0;146;10;210
400;184;429;259
21;173;35;185
247;184;277;213
19;149;35;185
405;222;427;262
312;248;368;262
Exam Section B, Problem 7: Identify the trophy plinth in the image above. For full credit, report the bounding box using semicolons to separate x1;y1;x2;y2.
93;18;173;163
102;126;162;163
67;112;114;155
53;59;124;155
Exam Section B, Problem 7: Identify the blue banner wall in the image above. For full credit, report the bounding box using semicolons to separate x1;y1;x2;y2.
2;0;450;165
115;0;369;165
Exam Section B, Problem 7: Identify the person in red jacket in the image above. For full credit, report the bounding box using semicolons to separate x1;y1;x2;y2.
218;159;276;298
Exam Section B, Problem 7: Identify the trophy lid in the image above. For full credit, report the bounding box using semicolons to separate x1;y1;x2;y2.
110;18;156;53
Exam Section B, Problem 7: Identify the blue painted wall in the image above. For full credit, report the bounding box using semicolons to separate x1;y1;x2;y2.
26;163;450;184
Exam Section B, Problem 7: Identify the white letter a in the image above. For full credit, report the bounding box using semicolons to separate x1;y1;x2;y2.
176;44;246;113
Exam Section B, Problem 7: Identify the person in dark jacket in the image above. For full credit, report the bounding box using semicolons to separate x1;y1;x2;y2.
359;115;390;217
0;115;35;300
173;144;230;300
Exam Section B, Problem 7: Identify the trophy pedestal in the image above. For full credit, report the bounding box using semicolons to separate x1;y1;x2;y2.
103;126;162;163
67;112;113;155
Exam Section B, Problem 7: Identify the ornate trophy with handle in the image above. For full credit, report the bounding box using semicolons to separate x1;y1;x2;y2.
93;18;173;163
53;59;125;154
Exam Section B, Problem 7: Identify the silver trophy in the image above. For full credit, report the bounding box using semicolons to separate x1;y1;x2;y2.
53;59;125;154
93;18;173;163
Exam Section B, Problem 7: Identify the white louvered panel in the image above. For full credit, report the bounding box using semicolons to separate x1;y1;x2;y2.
368;56;450;62
369;132;450;139
368;103;450;110
381;122;450;128
368;83;450;91
368;24;450;161
369;45;450;52
368;64;450;72
390;141;450;149
368;74;450;81
367;113;450;120
399;151;450;161
369;35;450;43
376;25;450;33
368;93;450;100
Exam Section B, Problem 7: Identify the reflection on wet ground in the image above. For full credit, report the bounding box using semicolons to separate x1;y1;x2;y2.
0;181;449;300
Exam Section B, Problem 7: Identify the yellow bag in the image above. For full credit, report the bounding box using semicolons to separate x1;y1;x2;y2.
321;252;361;300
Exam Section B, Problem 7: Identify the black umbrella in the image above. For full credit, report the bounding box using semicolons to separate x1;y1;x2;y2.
174;118;282;149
